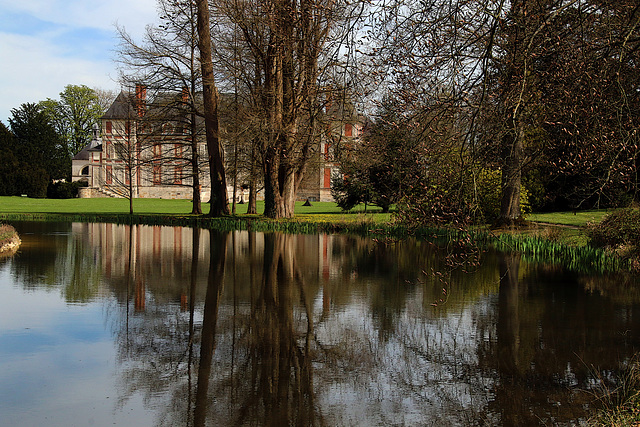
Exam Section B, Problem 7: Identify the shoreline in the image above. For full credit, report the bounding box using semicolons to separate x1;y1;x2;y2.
0;212;628;274
0;224;21;255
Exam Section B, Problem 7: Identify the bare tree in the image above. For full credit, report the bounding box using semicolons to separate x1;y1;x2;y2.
93;87;118;115
100;92;149;214
195;0;230;217
215;0;368;218
117;0;216;215
367;0;640;223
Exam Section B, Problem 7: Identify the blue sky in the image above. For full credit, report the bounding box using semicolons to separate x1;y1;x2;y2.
0;0;160;124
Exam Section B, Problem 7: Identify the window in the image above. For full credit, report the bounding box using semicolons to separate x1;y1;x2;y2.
106;121;112;134
106;166;113;184
153;165;162;185
345;123;352;137
174;166;182;185
81;166;89;175
324;142;333;161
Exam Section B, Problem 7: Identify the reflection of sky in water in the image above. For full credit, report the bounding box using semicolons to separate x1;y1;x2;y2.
1;223;637;426
311;287;492;426
0;263;154;426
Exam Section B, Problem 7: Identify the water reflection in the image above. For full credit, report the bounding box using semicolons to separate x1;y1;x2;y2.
3;222;640;426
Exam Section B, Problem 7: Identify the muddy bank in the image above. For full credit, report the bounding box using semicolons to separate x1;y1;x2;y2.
0;224;20;256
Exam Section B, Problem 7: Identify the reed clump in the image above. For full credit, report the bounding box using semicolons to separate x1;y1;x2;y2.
481;232;621;274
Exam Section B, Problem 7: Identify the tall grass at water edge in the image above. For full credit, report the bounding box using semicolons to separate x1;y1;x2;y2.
587;356;640;426
482;232;621;274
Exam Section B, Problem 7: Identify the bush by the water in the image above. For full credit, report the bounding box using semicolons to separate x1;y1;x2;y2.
586;207;640;253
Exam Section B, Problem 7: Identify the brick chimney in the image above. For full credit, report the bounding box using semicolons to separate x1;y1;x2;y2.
135;84;147;117
181;86;189;104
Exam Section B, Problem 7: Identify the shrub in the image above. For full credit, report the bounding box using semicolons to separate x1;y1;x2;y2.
15;167;49;198
474;168;531;223
0;224;15;240
47;180;88;199
585;207;640;250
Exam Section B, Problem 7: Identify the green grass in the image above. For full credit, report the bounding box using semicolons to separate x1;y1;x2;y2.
1;196;604;227
527;209;611;227
0;196;200;215
0;196;388;217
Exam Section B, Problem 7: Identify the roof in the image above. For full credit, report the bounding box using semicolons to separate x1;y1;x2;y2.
102;91;137;120
72;128;102;160
72;145;91;161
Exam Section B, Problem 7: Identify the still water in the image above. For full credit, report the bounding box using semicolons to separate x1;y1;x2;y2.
1;221;639;426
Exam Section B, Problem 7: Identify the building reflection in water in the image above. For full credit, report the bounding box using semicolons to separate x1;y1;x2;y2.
36;222;639;426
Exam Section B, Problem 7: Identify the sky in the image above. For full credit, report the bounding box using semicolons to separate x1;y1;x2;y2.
0;0;160;125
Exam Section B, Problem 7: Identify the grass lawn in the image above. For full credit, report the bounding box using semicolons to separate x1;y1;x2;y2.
0;196;392;222
527;209;611;227
0;196;196;215
0;196;611;228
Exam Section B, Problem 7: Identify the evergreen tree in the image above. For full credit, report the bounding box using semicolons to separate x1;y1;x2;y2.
8;103;69;197
0;122;18;196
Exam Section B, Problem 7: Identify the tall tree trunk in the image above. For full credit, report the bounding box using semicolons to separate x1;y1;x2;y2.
190;110;202;215
247;144;258;215
499;119;524;224
189;6;202;216
263;145;297;218
497;0;529;226
195;0;230;217
248;0;329;219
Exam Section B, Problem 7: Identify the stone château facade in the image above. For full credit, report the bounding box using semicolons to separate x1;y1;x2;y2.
72;85;362;203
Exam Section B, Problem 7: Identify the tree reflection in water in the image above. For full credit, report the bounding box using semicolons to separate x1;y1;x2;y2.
194;229;227;426
38;223;635;426
195;232;321;426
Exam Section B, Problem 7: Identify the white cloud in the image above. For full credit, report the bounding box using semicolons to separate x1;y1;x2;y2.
0;0;158;38
0;0;161;123
0;32;119;123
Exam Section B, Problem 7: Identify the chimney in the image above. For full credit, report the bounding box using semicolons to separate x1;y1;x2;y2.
135;84;147;117
181;86;189;104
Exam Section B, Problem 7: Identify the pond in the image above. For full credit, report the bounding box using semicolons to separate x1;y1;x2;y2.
1;221;639;426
